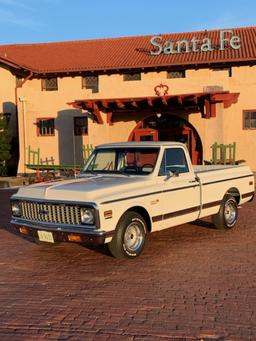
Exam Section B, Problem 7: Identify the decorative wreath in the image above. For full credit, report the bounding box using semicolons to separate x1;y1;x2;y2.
154;83;169;96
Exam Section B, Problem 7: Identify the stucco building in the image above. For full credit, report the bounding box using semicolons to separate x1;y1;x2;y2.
0;26;255;173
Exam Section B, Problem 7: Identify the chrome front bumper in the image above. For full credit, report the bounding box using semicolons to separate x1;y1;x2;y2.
11;218;114;245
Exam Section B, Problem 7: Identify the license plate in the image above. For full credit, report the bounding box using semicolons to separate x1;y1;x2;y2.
38;230;54;243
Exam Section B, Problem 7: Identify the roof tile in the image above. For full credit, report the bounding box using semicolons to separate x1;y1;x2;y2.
0;26;255;73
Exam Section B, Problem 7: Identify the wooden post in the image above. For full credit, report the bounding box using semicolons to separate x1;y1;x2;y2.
211;142;218;164
221;144;226;164
28;146;40;165
232;142;236;164
211;142;237;165
83;144;94;161
28;145;31;164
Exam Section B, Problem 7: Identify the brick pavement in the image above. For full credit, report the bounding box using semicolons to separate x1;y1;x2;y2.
0;189;255;341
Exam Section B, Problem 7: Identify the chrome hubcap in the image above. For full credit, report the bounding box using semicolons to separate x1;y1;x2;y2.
124;223;143;252
224;201;236;225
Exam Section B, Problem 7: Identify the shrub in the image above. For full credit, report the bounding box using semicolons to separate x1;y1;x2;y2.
0;114;11;176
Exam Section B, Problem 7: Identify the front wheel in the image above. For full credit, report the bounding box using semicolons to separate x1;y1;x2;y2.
212;194;238;230
108;211;147;259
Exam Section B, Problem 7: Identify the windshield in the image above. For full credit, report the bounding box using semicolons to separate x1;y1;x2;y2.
83;147;159;175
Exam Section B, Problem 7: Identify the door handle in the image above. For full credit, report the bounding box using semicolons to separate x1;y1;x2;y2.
189;180;198;183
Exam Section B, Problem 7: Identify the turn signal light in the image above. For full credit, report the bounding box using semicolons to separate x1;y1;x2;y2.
19;226;29;234
68;234;82;242
104;210;113;219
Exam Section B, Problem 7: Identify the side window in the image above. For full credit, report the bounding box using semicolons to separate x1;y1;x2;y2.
167;70;186;79
74;116;88;136
37;118;55;136
41;78;58;91
123;73;141;81
159;148;189;176
243;110;256;129
82;76;99;93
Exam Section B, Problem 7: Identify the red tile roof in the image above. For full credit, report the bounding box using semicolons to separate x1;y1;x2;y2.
0;26;255;74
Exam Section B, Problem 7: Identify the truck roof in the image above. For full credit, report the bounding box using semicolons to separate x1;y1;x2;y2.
96;141;186;148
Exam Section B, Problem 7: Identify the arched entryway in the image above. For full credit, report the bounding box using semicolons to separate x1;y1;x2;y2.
128;114;203;165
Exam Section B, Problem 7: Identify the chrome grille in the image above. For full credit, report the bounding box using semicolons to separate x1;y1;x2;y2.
19;201;82;225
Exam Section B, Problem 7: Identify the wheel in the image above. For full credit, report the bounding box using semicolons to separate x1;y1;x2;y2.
108;211;147;259
212;194;238;230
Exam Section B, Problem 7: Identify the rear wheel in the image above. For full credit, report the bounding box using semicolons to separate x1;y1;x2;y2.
108;211;147;259
212;194;238;230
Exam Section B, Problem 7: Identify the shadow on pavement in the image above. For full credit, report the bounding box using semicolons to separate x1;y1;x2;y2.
191;219;216;229
0;188;18;230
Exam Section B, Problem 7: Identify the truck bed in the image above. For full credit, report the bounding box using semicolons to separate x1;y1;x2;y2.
193;164;253;188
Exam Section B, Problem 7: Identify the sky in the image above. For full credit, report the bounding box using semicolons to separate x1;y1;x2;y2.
0;0;255;45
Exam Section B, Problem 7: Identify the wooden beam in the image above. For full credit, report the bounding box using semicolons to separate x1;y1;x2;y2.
85;101;94;110
183;95;198;105
193;95;198;104
92;102;103;124
210;92;239;108
177;96;183;105
101;100;109;109
223;94;239;108
210;102;216;117
161;96;168;106
204;99;216;118
107;112;113;125
210;93;228;102
131;101;139;108
69;102;82;109
147;97;154;107
204;99;211;119
116;100;125;109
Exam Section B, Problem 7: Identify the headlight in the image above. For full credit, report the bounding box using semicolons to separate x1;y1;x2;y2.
80;208;95;225
11;201;21;217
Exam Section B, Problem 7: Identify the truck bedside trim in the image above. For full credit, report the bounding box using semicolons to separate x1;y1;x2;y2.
152;200;223;222
152;191;254;223
100;174;253;205
203;174;254;186
100;184;200;205
241;191;255;199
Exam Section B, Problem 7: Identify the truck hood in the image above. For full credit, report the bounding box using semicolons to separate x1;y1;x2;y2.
13;174;155;203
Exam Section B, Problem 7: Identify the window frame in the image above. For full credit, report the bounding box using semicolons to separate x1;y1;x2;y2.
83;147;160;175
123;73;141;81
211;67;232;77
36;118;55;136
73;116;88;136
167;70;186;79
158;148;189;176
82;75;99;93
41;78;58;91
243;110;256;130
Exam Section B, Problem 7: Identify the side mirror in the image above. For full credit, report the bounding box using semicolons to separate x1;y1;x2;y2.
166;170;179;179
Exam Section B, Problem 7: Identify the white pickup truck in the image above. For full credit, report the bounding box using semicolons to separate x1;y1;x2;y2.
11;142;254;258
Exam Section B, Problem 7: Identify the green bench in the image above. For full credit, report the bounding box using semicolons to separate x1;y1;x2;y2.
26;144;94;182
205;142;245;165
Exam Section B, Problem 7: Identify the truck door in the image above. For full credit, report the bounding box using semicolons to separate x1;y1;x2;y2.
157;147;200;229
